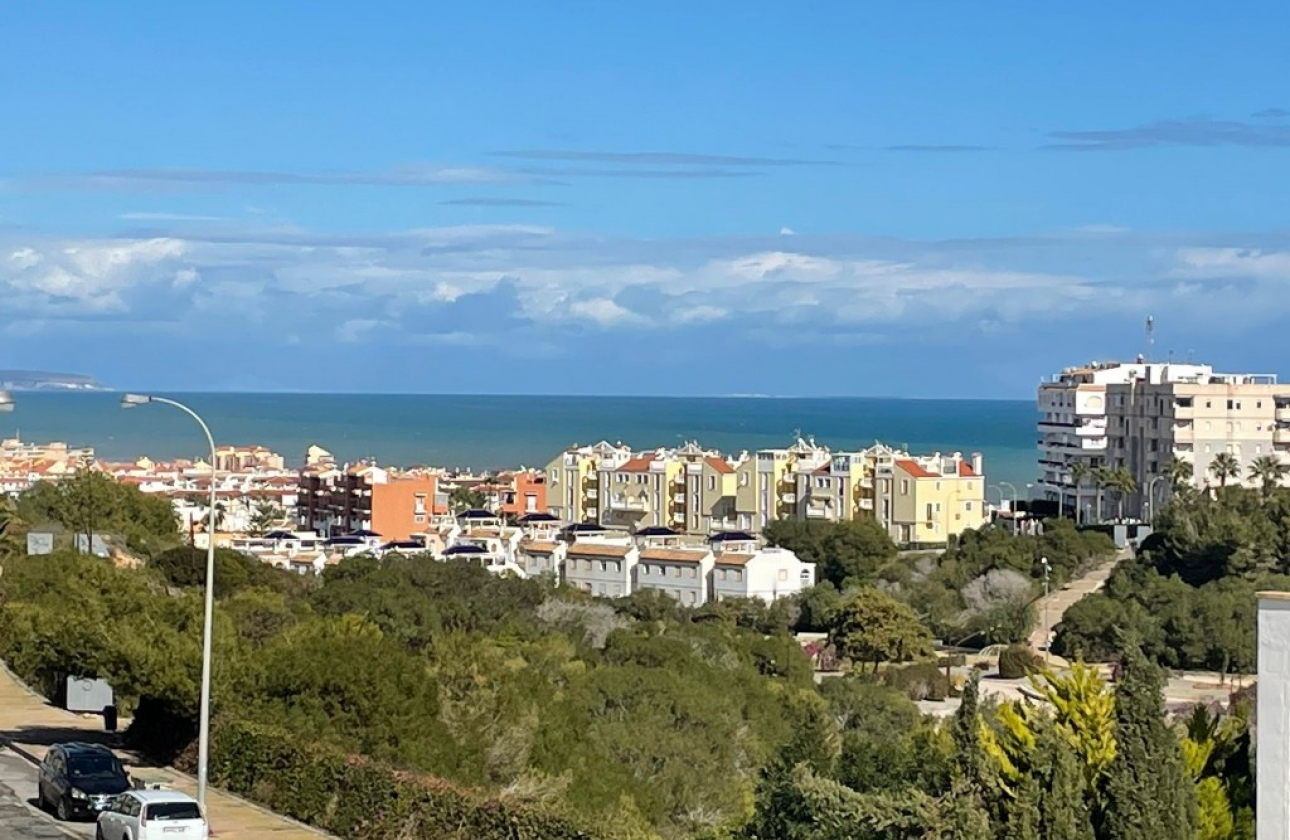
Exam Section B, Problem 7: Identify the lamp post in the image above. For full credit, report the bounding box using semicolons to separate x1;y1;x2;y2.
121;394;217;808
1040;556;1052;665
998;481;1019;509
1041;482;1065;519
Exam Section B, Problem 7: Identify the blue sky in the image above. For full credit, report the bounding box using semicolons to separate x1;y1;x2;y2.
3;2;1290;396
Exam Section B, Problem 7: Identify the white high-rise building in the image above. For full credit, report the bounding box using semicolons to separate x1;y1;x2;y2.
1038;359;1290;519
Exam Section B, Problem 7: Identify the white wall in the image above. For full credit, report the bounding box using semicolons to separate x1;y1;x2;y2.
1257;593;1290;840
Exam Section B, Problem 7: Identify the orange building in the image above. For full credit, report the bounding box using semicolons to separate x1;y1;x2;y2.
492;469;547;519
298;465;446;540
370;475;440;541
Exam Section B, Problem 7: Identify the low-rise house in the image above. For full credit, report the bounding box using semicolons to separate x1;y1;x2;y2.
634;546;715;606
564;540;638;597
711;546;815;603
516;538;566;579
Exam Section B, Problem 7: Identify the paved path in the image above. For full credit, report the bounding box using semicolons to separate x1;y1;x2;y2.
0;664;333;840
0;749;89;838
1028;548;1130;655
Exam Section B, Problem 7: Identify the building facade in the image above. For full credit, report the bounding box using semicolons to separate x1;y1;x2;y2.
297;464;443;540
1039;360;1290;519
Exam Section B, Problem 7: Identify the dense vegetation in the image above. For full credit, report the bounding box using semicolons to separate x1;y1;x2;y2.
769;517;1116;645
1055;484;1290;674
0;473;1253;839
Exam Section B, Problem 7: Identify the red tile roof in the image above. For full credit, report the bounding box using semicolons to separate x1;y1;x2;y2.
958;460;978;478
705;456;734;475
618;456;654;473
895;459;936;479
568;542;632;558
640;548;709;563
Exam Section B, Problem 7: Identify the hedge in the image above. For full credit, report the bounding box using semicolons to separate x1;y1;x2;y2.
997;644;1043;680
184;720;608;840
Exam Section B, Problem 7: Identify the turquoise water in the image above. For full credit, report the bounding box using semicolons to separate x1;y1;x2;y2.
0;393;1038;489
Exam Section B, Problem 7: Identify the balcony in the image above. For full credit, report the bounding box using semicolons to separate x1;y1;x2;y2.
1277;406;1290;422
781;492;796;504
607;496;649;512
1173;403;1194;420
673;493;686;504
585;488;598;499
1275;428;1290;444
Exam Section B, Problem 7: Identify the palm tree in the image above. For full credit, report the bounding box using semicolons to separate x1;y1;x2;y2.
1208;452;1242;488
1110;467;1137;521
1163;456;1193;491
1248;454;1288;497
1092;466;1113;523
1070;462;1089;525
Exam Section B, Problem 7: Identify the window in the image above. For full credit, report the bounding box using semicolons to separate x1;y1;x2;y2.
965;501;973;511
414;514;425;523
686;566;696;578
687;590;697;604
926;503;934;522
717;568;726;581
900;479;910;494
1258;401;1264;409
146;802;203;822
778;569;788;582
707;475;716;491
414;493;427;515
671;565;681;578
739;473;749;487
524;493;537;512
550;470;558;484
732;569;743;582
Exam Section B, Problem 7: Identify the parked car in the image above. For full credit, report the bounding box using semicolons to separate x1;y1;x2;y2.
96;789;209;840
37;742;132;821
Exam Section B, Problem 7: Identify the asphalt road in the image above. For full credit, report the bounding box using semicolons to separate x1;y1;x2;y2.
0;748;94;839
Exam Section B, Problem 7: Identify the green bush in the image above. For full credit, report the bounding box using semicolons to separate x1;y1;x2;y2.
997;644;1042;679
880;662;949;701
192;719;607;840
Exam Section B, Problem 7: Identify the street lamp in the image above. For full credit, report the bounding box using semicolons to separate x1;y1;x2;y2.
998;481;1019;508
1041;482;1066;519
1040;556;1052;666
121;394;217;808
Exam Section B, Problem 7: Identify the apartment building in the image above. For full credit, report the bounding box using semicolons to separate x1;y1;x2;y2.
545;441;633;524
736;438;831;530
598;449;688;531
1039;359;1290;518
296;463;442;540
874;454;986;544
212;445;286;473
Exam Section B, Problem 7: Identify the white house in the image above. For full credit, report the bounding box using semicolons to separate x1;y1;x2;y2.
711;546;815;602
517;538;566;579
634;546;715;606
564;540;638;597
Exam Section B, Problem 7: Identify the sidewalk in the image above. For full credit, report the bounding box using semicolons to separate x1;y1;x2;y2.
0;664;333;839
1028;548;1129;653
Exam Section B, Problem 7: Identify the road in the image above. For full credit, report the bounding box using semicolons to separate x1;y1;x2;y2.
1028;548;1130;656
0;748;93;839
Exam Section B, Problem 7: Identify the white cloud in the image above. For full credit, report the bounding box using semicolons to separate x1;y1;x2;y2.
568;297;642;326
3;224;1289;350
779;226;796;236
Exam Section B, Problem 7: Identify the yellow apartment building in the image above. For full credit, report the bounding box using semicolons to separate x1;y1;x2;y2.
544;441;632;524
876;453;986;545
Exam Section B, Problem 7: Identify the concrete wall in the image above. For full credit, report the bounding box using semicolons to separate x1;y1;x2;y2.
1257;592;1290;840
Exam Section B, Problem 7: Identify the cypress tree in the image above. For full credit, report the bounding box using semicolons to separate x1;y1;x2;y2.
946;673;995;839
999;771;1042;840
1036;719;1096;840
1100;639;1197;840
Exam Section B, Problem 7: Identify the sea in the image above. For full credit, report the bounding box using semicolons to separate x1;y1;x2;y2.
0;393;1039;490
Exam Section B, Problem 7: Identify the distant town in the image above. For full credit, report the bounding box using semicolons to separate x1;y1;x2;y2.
7;353;1288;605
0;370;105;391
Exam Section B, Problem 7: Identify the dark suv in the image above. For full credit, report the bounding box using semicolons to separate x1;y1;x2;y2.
37;743;131;821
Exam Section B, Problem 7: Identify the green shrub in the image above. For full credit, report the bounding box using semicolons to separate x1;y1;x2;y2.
880;662;950;701
997;644;1042;679
193;719;608;840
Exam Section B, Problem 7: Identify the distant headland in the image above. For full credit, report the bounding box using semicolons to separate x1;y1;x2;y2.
0;370;106;391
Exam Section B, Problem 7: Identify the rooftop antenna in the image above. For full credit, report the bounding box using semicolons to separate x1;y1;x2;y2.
1144;314;1155;362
